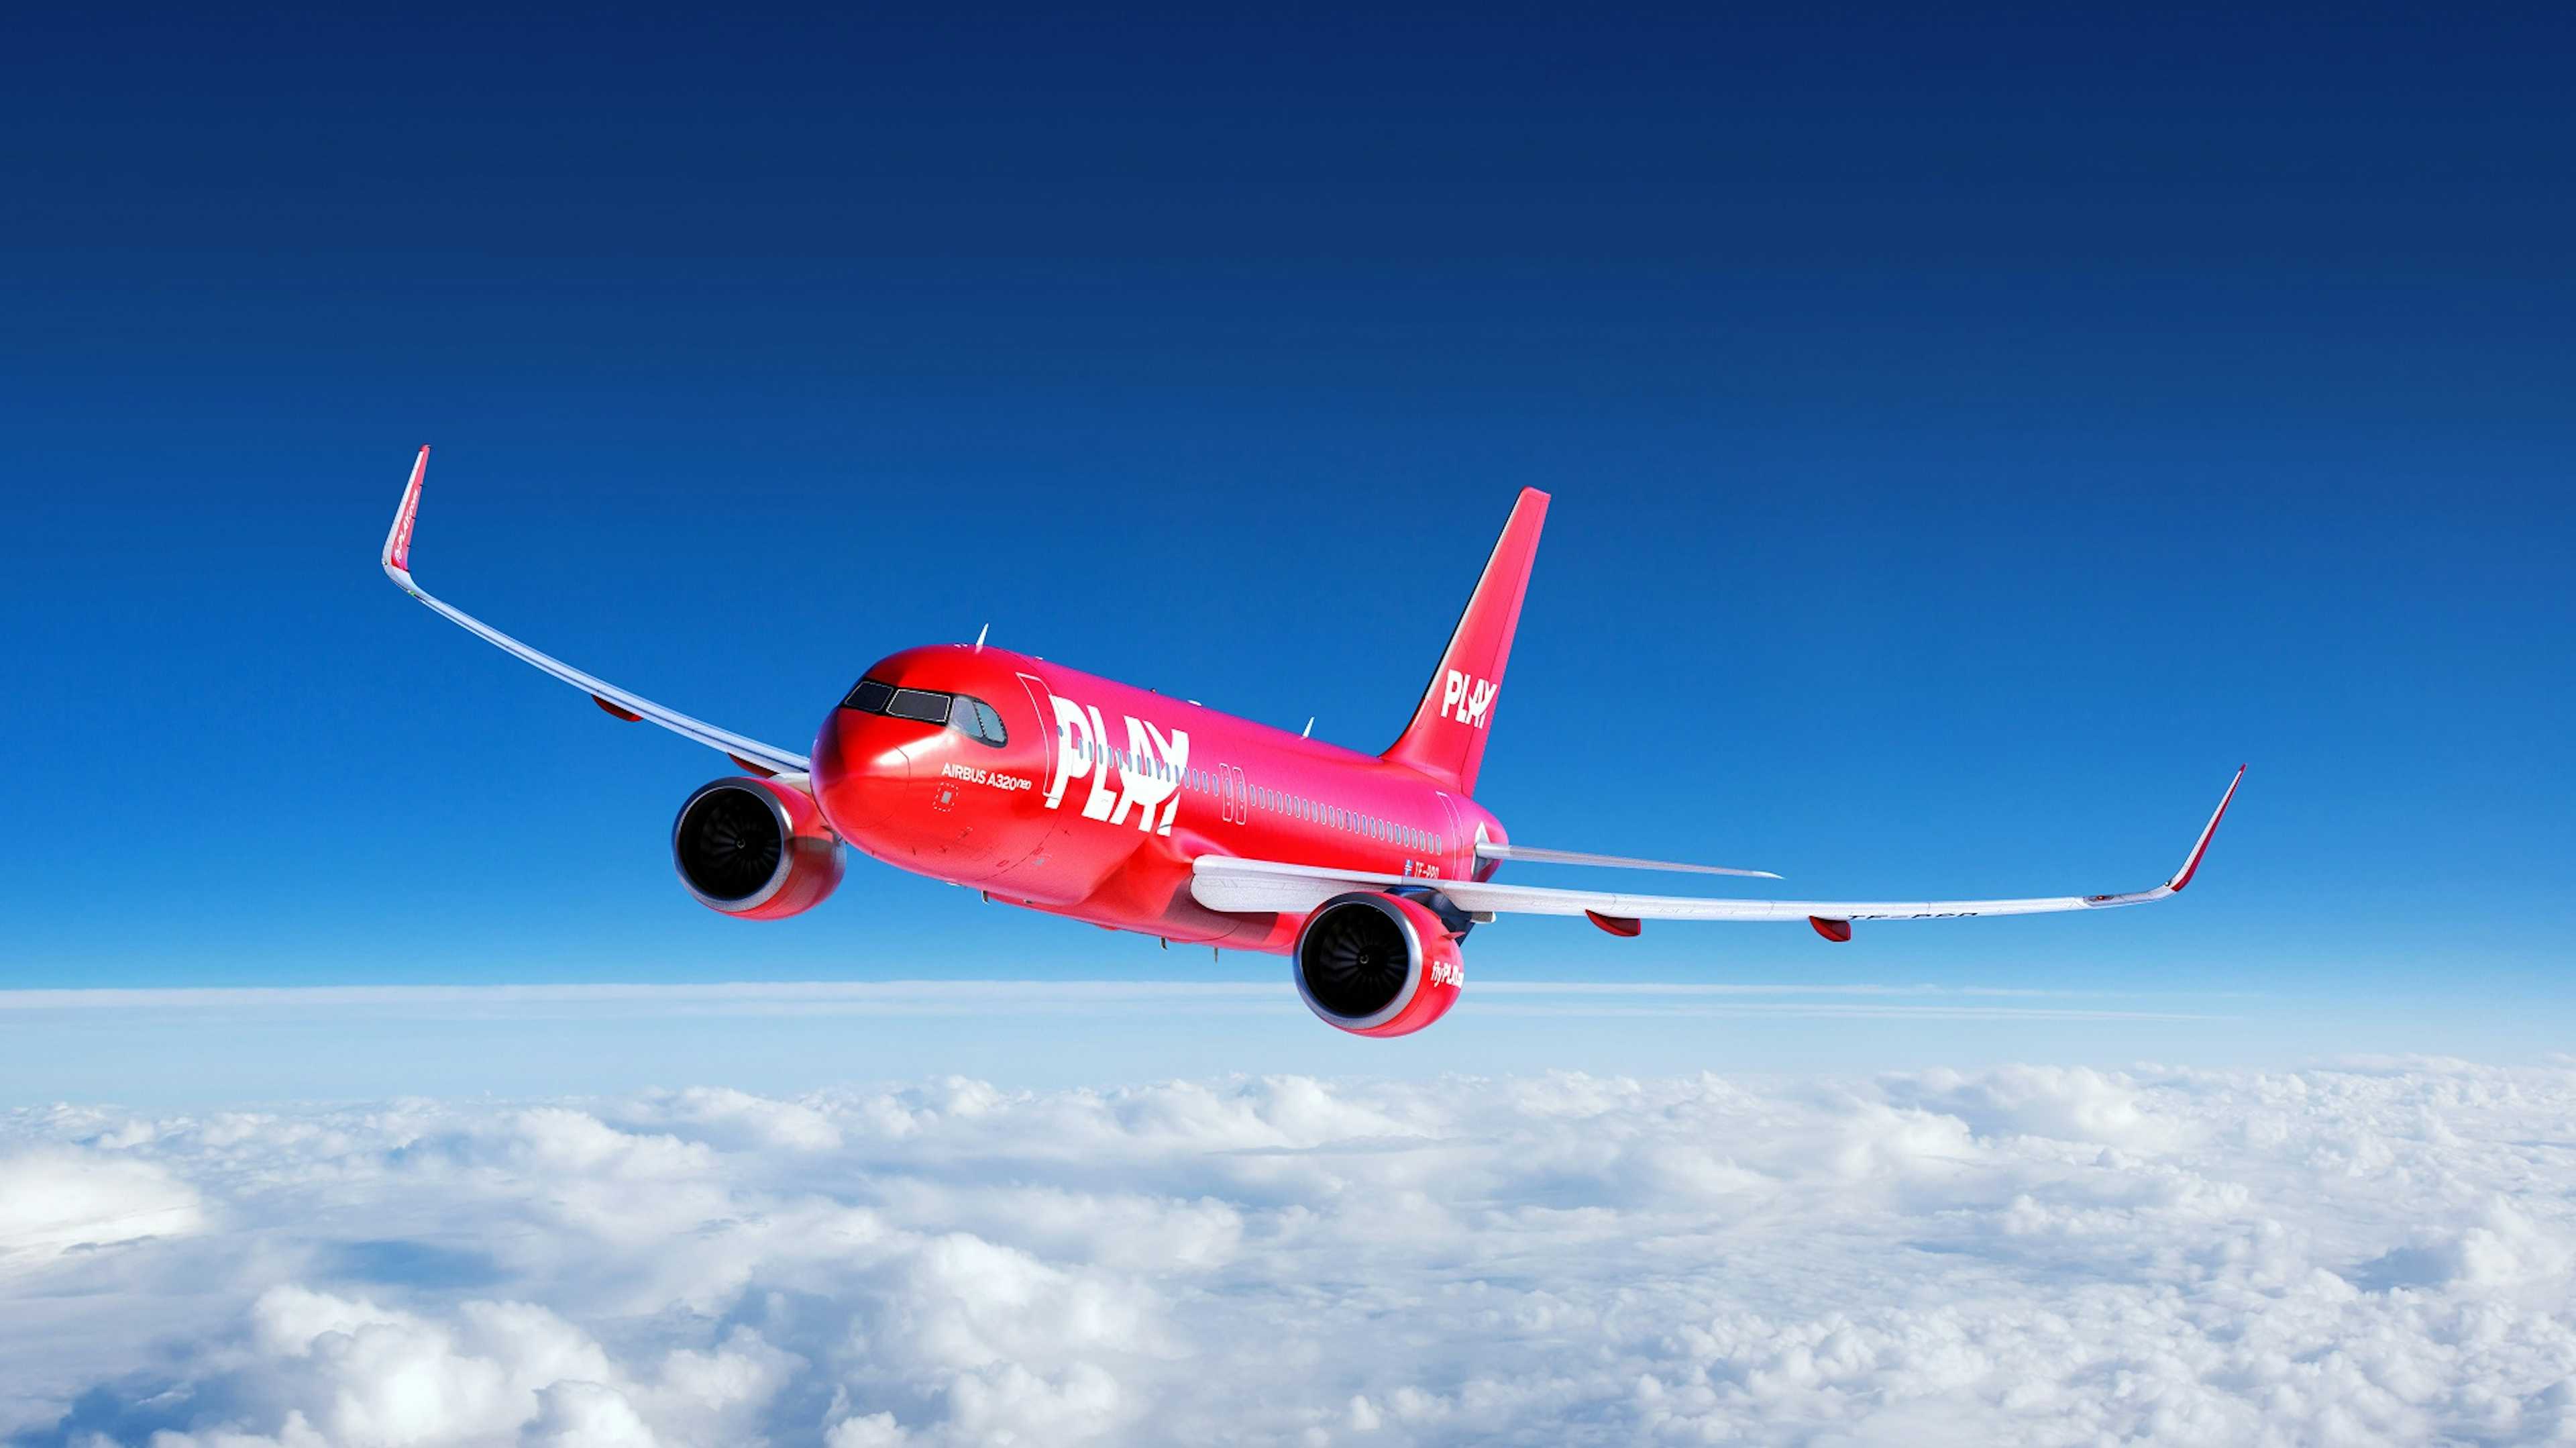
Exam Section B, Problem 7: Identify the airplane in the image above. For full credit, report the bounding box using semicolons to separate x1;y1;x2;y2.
380;447;2243;1037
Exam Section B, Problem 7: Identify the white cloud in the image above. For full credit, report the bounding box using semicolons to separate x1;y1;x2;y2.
5;1062;2576;1445
0;1147;203;1263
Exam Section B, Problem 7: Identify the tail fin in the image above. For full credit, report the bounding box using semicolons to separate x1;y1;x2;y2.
1380;487;1549;794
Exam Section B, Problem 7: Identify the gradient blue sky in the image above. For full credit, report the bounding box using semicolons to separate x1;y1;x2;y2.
3;7;2571;1064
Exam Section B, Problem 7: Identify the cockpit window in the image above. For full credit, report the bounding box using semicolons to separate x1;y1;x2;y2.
885;688;951;723
843;676;1008;747
949;695;1008;747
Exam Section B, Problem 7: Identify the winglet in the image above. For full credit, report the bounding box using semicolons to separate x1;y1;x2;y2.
2164;765;2245;892
382;446;429;587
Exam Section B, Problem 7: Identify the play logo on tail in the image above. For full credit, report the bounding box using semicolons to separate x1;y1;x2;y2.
1440;669;1499;729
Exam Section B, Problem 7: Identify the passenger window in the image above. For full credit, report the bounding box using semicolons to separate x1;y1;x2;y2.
843;679;896;713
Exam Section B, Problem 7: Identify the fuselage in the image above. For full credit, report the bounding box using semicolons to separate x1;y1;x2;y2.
808;643;1508;953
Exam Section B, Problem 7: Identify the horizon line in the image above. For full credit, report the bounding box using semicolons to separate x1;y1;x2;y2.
0;979;2231;1023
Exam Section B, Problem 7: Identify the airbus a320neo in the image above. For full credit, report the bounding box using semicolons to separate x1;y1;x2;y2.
382;448;2241;1037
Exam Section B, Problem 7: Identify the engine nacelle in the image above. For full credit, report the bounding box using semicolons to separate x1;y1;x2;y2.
1292;891;1465;1037
672;777;845;920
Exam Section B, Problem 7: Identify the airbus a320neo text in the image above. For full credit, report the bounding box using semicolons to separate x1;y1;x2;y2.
381;448;2242;1037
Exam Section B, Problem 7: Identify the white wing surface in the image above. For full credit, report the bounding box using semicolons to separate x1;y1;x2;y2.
1193;767;2243;937
379;447;811;778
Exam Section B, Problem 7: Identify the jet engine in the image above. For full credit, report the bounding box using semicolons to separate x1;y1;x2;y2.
1292;891;1465;1037
672;777;845;919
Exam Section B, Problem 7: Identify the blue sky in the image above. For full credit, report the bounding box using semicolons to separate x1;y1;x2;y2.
3;7;2572;1062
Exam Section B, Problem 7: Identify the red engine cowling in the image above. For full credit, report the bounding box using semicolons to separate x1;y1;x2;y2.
1292;892;1465;1037
672;777;845;920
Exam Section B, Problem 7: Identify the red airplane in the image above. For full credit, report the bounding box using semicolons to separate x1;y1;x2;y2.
382;448;2242;1037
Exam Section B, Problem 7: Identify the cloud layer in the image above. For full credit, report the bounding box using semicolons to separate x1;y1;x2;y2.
7;1061;2576;1445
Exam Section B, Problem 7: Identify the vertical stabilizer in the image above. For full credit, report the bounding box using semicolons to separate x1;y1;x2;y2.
1380;488;1548;795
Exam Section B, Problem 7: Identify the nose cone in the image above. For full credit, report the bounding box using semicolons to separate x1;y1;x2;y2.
810;708;913;848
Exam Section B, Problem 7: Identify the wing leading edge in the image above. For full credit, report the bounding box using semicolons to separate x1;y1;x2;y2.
1192;766;2245;931
379;447;811;778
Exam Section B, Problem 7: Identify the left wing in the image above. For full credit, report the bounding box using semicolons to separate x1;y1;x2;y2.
380;446;812;778
1191;766;2243;937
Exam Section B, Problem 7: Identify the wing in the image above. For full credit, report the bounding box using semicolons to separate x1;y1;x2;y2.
379;446;811;778
1192;767;2243;937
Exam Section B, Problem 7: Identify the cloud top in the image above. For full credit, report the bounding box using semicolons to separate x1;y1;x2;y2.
7;1062;2576;1445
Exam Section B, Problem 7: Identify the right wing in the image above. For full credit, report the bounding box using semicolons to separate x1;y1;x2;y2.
380;446;812;778
1193;767;2244;937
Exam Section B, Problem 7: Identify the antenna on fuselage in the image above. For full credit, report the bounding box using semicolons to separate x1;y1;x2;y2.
1302;717;1314;737
973;623;989;652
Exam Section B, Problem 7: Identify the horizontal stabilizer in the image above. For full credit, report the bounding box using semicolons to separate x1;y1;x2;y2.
1477;842;1779;880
